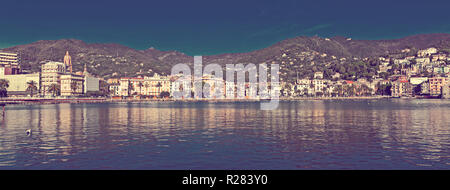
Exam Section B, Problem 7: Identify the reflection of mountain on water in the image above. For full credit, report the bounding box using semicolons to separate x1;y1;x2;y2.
0;100;449;169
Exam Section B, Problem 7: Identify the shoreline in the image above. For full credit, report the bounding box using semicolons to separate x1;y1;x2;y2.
0;96;443;105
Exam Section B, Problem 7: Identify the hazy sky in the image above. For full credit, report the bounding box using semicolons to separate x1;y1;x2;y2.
1;0;450;55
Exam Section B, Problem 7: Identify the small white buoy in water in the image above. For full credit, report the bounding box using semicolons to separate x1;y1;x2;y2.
26;129;32;136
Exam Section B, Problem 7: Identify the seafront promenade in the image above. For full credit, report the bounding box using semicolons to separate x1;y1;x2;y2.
0;97;108;104
0;96;398;105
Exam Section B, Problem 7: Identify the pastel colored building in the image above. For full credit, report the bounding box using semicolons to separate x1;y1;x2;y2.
60;73;84;96
40;61;67;96
0;73;40;96
429;77;449;96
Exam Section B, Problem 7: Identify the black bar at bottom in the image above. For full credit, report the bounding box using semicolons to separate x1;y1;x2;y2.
0;170;446;188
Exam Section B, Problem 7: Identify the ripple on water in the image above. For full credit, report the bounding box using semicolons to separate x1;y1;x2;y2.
0;100;449;169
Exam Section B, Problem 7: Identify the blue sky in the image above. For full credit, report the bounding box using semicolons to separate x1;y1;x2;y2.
1;0;450;55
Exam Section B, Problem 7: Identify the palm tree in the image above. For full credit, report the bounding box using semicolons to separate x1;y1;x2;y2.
0;79;9;97
333;85;343;97
137;81;144;96
322;86;328;97
302;88;308;97
345;85;356;97
127;81;134;96
26;80;38;97
48;83;60;97
309;83;315;97
155;82;162;96
144;82;150;96
70;82;78;95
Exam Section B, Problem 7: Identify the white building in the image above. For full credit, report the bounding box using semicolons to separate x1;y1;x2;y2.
417;47;438;57
40;61;67;96
409;77;428;86
0;73;40;96
314;72;324;79
60;74;84;96
84;75;100;94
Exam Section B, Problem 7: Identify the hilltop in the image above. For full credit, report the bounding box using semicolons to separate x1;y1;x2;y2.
2;33;450;80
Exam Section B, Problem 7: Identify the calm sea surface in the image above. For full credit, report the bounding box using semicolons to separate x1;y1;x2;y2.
0;100;449;169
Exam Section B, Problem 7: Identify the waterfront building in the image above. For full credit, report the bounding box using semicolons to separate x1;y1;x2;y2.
442;83;450;99
244;82;257;99
109;83;120;96
391;80;412;97
170;75;192;99
84;75;100;94
41;61;66;96
294;83;310;96
83;64;100;94
429;77;449;96
60;73;84;96
141;74;171;97
312;79;325;94
0;52;21;74
225;81;235;99
0;73;40;96
117;75;172;98
191;74;225;99
119;77;142;97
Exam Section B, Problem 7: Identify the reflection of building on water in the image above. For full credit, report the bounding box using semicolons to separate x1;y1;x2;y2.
1;101;449;168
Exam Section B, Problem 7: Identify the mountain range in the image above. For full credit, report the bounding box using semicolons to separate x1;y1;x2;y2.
2;33;450;80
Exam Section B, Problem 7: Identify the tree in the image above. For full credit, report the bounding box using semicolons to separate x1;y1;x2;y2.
379;72;390;80
302;88;308;97
0;79;9;97
127;81;134;96
70;82;78;95
315;91;323;97
144;82;150;96
413;85;422;96
26;80;38;97
344;85;356;97
360;84;372;96
322;86;329;97
99;81;110;96
137;81;144;96
156;82;162;95
48;83;60;97
159;91;170;98
376;83;392;96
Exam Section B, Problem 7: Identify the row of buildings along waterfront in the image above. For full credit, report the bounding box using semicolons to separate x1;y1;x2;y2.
0;51;277;99
287;72;450;99
1;46;450;99
0;51;100;97
283;47;450;99
106;73;279;99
